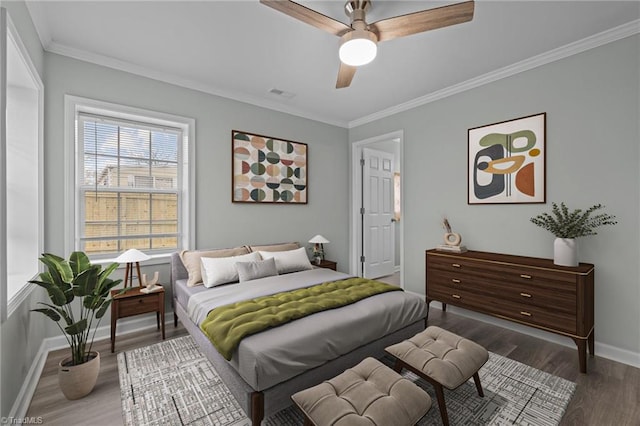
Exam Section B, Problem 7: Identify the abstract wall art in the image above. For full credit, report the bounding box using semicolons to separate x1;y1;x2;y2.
232;130;308;204
468;113;546;204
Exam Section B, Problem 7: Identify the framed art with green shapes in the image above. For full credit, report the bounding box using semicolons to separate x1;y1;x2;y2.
468;113;546;204
232;130;308;204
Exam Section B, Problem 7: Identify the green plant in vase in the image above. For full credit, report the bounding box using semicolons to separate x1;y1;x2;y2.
30;251;122;399
530;202;617;266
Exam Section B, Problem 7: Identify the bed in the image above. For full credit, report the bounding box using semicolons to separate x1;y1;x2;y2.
170;244;429;425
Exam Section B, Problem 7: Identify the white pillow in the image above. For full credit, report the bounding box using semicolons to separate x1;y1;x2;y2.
258;247;313;274
200;251;261;288
235;258;278;282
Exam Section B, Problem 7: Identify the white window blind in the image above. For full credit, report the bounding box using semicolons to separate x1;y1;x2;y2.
77;113;183;257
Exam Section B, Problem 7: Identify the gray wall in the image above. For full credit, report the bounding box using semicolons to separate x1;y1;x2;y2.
1;1;46;417
350;35;640;356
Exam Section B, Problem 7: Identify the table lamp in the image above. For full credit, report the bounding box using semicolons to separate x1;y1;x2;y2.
115;248;151;288
308;235;329;263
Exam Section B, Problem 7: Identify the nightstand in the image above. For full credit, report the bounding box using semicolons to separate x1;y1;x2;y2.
110;286;165;353
315;259;337;271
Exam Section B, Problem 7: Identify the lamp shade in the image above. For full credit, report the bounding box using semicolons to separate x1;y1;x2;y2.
309;235;330;244
114;248;151;263
339;29;378;66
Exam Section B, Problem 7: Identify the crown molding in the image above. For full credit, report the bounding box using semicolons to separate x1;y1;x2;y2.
45;41;349;129
348;19;640;128
26;5;639;131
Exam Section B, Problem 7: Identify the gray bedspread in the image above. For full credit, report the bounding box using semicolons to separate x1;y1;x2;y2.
186;269;428;391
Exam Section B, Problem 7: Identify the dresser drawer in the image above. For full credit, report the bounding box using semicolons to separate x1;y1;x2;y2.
491;299;578;334
428;285;577;334
117;294;160;317
428;254;576;284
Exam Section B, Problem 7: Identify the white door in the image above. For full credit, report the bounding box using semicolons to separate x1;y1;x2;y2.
362;148;395;278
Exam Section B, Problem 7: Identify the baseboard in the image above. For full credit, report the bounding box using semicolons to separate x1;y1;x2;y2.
404;295;640;369
10;314;176;419
8;340;49;420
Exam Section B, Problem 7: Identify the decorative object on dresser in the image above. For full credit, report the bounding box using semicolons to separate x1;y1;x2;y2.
115;248;151;288
118;336;577;426
426;249;595;373
308;234;329;264
436;217;467;253
468;113;546;204
232;130;307;204
530;202;617;266
29;251;122;399
110;285;165;353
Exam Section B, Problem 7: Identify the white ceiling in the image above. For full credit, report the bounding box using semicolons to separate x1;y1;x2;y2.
25;1;640;127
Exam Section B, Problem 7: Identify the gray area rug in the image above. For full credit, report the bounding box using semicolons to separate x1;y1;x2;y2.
118;336;576;425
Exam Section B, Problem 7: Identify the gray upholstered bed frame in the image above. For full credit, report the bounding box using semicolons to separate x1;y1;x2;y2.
170;251;425;425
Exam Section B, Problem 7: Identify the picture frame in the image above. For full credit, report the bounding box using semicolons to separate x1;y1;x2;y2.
468;113;546;204
232;130;308;204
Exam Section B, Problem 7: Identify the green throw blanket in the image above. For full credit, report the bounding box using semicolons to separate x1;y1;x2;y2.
200;277;401;360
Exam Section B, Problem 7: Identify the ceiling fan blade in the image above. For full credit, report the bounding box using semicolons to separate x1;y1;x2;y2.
370;0;475;42
260;0;351;37
336;63;357;89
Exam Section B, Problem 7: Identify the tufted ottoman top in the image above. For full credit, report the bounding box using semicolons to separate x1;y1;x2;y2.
385;326;489;389
291;357;431;426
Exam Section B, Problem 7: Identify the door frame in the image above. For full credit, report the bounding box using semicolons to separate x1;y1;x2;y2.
350;130;404;287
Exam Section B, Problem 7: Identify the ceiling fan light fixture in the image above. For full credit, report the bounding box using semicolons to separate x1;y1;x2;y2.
339;29;377;66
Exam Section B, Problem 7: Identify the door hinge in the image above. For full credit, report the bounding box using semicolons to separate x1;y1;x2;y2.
360;255;366;263
360;207;365;215
360;158;365;166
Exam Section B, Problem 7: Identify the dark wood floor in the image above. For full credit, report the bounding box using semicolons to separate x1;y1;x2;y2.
26;309;640;425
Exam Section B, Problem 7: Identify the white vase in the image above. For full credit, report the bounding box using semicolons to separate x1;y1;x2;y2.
554;238;578;267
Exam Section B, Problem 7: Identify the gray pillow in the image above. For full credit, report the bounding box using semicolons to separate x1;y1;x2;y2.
235;258;278;282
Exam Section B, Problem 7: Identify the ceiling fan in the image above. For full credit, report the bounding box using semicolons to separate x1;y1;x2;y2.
260;0;475;88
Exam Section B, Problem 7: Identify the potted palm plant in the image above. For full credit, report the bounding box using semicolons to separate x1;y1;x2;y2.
30;251;122;399
530;202;617;266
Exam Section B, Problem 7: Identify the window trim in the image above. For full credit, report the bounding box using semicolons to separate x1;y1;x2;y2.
1;9;44;321
64;95;195;262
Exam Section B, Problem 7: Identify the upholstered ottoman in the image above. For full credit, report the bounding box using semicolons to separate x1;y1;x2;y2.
385;326;489;426
291;357;432;426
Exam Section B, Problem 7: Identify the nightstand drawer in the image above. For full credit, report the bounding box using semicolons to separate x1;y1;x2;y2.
117;294;160;317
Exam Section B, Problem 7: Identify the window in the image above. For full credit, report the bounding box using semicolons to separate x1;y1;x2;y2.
66;97;194;260
1;9;44;320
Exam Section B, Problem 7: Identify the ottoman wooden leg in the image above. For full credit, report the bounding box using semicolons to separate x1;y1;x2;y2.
433;383;450;426
472;372;484;397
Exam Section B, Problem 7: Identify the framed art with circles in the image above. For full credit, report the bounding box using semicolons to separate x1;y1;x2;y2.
232;130;308;204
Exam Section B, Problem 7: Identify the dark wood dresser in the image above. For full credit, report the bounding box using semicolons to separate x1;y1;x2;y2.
426;249;595;373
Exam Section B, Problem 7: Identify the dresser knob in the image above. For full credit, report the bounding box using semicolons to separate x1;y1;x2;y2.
452;294;461;299
520;293;532;298
452;279;461;283
520;274;532;279
520;311;532;316
452;263;461;268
